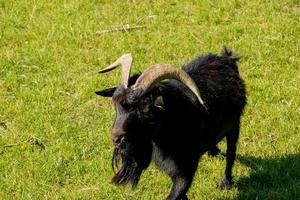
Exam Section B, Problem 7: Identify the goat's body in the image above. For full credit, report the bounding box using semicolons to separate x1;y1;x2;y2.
147;51;246;199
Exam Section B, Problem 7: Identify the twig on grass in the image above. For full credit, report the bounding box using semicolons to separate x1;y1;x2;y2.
3;135;45;149
96;24;146;35
3;143;20;148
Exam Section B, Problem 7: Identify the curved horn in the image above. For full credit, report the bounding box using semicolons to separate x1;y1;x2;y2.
99;53;133;88
132;64;205;106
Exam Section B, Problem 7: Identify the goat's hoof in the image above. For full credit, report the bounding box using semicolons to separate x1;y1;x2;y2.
182;194;189;200
166;194;188;200
208;146;221;156
218;176;233;191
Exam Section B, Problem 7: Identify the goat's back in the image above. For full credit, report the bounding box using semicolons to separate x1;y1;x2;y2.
182;49;246;114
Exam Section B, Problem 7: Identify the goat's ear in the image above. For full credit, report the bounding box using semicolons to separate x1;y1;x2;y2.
154;96;165;111
95;87;116;97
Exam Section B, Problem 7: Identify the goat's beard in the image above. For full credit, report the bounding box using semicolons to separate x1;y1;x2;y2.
111;138;152;189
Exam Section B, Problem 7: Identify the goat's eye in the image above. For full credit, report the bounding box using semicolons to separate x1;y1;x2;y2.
142;106;150;113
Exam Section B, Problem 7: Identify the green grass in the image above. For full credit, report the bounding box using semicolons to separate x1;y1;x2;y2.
0;0;299;199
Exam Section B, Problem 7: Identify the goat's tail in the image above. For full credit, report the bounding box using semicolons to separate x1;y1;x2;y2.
221;47;239;60
221;47;240;71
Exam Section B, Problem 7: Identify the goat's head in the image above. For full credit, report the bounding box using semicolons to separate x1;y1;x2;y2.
96;54;205;188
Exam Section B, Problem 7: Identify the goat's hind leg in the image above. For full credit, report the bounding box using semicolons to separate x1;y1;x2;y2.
207;145;221;156
166;175;192;200
218;122;240;190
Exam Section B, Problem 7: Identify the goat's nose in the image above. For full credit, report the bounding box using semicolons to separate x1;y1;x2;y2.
112;128;126;146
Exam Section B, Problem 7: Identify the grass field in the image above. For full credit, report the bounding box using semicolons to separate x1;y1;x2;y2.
0;0;299;199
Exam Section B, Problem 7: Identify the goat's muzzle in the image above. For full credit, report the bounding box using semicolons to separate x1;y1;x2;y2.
112;128;126;147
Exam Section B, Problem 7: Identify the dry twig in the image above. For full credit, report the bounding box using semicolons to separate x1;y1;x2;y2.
3;143;20;148
3;135;45;149
96;24;146;35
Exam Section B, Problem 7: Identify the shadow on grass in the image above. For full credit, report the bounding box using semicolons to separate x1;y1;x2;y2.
236;154;300;199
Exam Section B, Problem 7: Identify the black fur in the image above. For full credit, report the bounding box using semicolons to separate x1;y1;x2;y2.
96;48;246;200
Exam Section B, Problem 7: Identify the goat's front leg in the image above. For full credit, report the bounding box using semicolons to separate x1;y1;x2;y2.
166;176;192;200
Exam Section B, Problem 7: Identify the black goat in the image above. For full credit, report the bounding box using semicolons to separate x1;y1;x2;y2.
96;49;246;200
